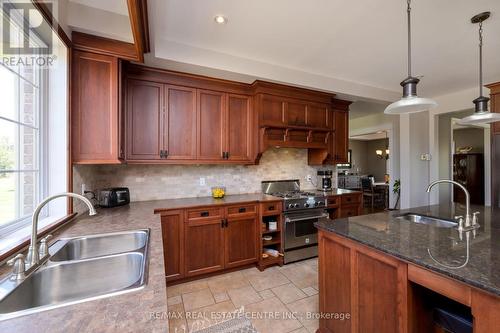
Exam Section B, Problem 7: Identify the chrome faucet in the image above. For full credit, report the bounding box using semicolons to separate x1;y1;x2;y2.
426;180;480;233
26;192;97;267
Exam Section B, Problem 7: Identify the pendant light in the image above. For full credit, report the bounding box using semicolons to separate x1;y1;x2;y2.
384;0;437;114
458;12;500;125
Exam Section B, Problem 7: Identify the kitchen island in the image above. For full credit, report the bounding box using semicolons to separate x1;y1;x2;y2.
315;204;500;333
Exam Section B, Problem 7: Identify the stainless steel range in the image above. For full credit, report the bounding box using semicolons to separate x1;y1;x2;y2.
262;180;328;264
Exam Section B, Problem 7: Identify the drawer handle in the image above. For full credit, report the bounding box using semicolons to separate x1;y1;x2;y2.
268;205;275;211
347;198;352;202
200;211;209;217
238;207;246;213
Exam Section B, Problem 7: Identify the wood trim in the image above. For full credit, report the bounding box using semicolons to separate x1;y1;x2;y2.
31;0;72;48
127;0;150;62
471;290;500;333
67;47;73;214
485;81;500;94
0;213;77;263
408;263;471;306
72;31;139;61
252;80;335;104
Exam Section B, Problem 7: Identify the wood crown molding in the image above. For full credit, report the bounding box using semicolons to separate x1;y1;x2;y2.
31;0;72;47
72;31;139;61
332;98;352;111
486;81;500;94
127;0;151;63
252;80;335;104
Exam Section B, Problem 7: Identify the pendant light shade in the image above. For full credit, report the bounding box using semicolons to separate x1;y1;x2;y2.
385;0;437;115
458;12;500;125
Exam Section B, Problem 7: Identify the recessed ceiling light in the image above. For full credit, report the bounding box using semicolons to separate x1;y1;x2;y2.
214;15;228;24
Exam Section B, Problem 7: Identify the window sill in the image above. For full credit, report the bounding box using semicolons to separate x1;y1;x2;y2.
0;213;77;263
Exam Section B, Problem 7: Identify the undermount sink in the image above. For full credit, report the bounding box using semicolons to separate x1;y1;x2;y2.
49;230;148;261
396;213;458;228
0;229;150;321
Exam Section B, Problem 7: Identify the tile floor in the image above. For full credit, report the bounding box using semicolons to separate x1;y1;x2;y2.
167;258;319;333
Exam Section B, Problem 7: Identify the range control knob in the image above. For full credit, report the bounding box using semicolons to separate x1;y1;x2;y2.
294;203;300;208
317;201;323;206
304;203;310;208
288;203;295;209
314;201;319;206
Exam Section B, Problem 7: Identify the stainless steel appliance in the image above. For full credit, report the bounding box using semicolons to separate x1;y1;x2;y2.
98;188;130;208
317;170;333;191
262;180;328;264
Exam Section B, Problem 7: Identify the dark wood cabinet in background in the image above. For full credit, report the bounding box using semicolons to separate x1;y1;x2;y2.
332;110;349;163
453;153;484;205
72;50;122;164
487;82;500;207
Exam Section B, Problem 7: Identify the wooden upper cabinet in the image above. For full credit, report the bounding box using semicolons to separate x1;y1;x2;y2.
226;94;253;162
165;86;197;160
126;80;163;160
333;110;349;163
307;103;330;129
260;94;285;126
286;100;307;126
72;50;121;163
197;90;225;160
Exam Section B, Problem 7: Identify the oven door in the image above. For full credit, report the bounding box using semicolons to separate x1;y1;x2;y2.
284;209;327;250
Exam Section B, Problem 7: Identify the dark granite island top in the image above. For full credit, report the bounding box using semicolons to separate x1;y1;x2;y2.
315;203;500;297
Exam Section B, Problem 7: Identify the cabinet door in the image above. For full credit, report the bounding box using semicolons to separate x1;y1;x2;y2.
307;103;330;129
318;233;352;333
259;94;285;126
165;86;197;160
224;216;258;268
126;80;163;160
197;90;225;160
160;211;184;282
355;250;407;333
286;100;307;126
334;110;349;163
72;50;120;163
185;218;225;276
226;94;253;162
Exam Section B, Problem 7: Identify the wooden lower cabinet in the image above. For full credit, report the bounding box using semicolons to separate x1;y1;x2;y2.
319;230;407;333
185;217;225;277
160;204;259;283
160;210;184;282
224;215;258;268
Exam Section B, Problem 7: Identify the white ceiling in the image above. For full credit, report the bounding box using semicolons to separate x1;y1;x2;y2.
69;0;129;16
148;0;500;102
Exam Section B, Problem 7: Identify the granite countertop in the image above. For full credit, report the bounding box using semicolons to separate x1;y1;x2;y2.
0;201;170;333
153;193;281;213
315;203;500;297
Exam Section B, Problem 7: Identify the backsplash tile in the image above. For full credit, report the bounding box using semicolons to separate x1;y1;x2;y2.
72;148;337;213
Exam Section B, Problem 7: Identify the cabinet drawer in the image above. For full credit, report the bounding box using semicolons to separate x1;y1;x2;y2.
187;207;224;220
340;204;360;218
261;202;281;214
326;196;340;207
227;204;257;217
341;194;361;205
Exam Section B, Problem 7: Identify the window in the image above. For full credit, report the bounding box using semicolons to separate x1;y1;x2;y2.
0;3;68;250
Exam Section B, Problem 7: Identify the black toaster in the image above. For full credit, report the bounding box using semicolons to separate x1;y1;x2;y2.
98;187;130;208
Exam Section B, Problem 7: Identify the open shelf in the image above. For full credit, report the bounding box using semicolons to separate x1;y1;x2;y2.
258;202;284;271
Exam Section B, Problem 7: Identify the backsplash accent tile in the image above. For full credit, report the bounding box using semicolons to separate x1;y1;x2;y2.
73;148;337;213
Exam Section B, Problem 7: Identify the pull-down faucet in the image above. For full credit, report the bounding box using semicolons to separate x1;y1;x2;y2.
426;180;480;232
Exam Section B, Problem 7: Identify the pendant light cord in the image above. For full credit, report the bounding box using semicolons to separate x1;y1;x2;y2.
407;0;412;77
478;21;483;97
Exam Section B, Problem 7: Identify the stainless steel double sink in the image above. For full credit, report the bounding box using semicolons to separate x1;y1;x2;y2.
0;229;150;321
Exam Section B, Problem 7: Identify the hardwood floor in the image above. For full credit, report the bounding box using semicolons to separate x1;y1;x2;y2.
166;258;319;333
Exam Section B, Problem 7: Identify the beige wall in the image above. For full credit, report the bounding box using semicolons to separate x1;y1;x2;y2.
454;128;485;153
72;148;335;213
